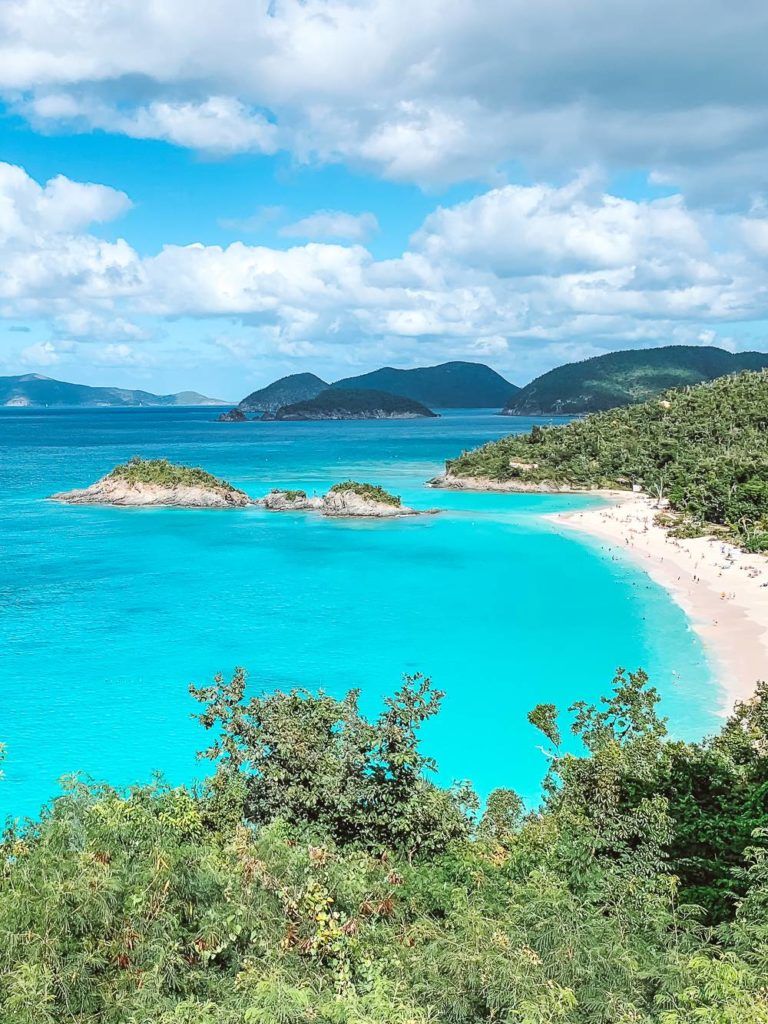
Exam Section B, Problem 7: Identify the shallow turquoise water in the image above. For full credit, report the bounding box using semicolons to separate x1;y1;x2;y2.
1;407;718;819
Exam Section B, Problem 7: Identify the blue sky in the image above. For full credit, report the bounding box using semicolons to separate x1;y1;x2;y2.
1;0;767;399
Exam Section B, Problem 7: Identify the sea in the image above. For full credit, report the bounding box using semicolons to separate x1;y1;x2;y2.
0;406;718;820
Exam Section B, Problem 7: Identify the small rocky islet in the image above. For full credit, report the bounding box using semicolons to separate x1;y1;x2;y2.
51;457;252;508
52;459;434;517
260;482;433;517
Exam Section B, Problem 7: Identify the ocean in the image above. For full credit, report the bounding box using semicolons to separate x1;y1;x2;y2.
0;406;717;819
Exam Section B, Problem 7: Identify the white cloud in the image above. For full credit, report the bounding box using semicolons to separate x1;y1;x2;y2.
1;0;768;191
3;161;768;382
53;310;149;342
20;339;61;366
280;210;379;242
412;177;708;276
0;161;130;241
90;343;151;367
26;94;278;155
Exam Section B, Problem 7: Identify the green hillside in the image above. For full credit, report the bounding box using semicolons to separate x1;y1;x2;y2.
238;373;329;414
449;370;768;549
333;360;518;408
268;387;436;419
504;345;768;414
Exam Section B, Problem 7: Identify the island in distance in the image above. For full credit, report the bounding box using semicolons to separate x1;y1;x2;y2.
0;373;227;408
51;458;433;518
238;372;329;414
262;388;437;420
260;482;434;517
223;345;768;423
225;361;517;420
52;458;252;508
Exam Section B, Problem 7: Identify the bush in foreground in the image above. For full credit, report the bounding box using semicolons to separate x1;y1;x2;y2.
1;671;768;1022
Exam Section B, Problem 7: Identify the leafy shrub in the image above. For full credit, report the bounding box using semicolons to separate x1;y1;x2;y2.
109;456;238;492
274;488;307;501
448;371;768;545
3;669;768;1021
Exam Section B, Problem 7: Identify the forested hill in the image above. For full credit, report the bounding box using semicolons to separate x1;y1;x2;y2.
448;370;768;550
267;387;437;419
333;360;519;407
504;345;768;414
238;372;328;413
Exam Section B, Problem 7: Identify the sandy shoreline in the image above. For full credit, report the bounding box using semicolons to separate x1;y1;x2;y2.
552;495;768;713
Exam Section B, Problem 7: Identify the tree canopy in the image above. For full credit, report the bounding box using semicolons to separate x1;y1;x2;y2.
449;370;768;549
2;668;768;1022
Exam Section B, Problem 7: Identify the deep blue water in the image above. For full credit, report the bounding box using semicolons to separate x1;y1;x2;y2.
0;407;718;819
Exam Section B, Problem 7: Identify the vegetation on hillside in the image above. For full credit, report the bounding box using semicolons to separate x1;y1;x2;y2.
109;457;239;493
238;373;329;414
329;481;402;506
277;488;307;501
449;371;768;549
271;388;437;419
2;668;768;1022
333;361;519;408
505;345;768;414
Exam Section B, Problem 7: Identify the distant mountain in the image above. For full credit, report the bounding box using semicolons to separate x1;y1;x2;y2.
332;361;519;408
504;346;768;415
0;374;227;408
238;373;328;414
265;388;437;420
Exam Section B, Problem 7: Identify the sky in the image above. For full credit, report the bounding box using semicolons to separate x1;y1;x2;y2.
1;1;768;399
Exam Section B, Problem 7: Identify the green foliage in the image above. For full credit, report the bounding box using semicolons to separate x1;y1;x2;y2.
238;372;328;413
332;360;518;408
328;481;401;507
190;670;468;857
505;343;768;414
277;489;307;501
528;703;562;749
2;669;768;1022
273;388;436;419
449;370;768;547
109;456;238;493
543;671;768;925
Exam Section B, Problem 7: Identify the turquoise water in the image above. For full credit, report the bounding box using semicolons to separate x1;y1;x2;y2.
1;407;718;819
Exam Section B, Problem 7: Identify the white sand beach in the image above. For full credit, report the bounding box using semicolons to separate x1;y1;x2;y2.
554;496;768;713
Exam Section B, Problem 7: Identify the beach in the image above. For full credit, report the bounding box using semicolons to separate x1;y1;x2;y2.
554;495;768;713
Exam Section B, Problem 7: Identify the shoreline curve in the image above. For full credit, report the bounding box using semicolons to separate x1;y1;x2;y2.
551;495;768;714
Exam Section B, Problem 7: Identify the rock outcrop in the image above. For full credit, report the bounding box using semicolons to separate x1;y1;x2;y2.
428;472;604;493
52;476;252;508
218;408;248;422
258;483;436;517
321;488;419;517
52;458;252;508
260;489;323;511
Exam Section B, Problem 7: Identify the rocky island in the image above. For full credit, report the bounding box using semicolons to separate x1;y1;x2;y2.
217;408;248;422
51;457;252;508
260;481;433;517
263;388;437;420
261;488;324;511
238;372;329;415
